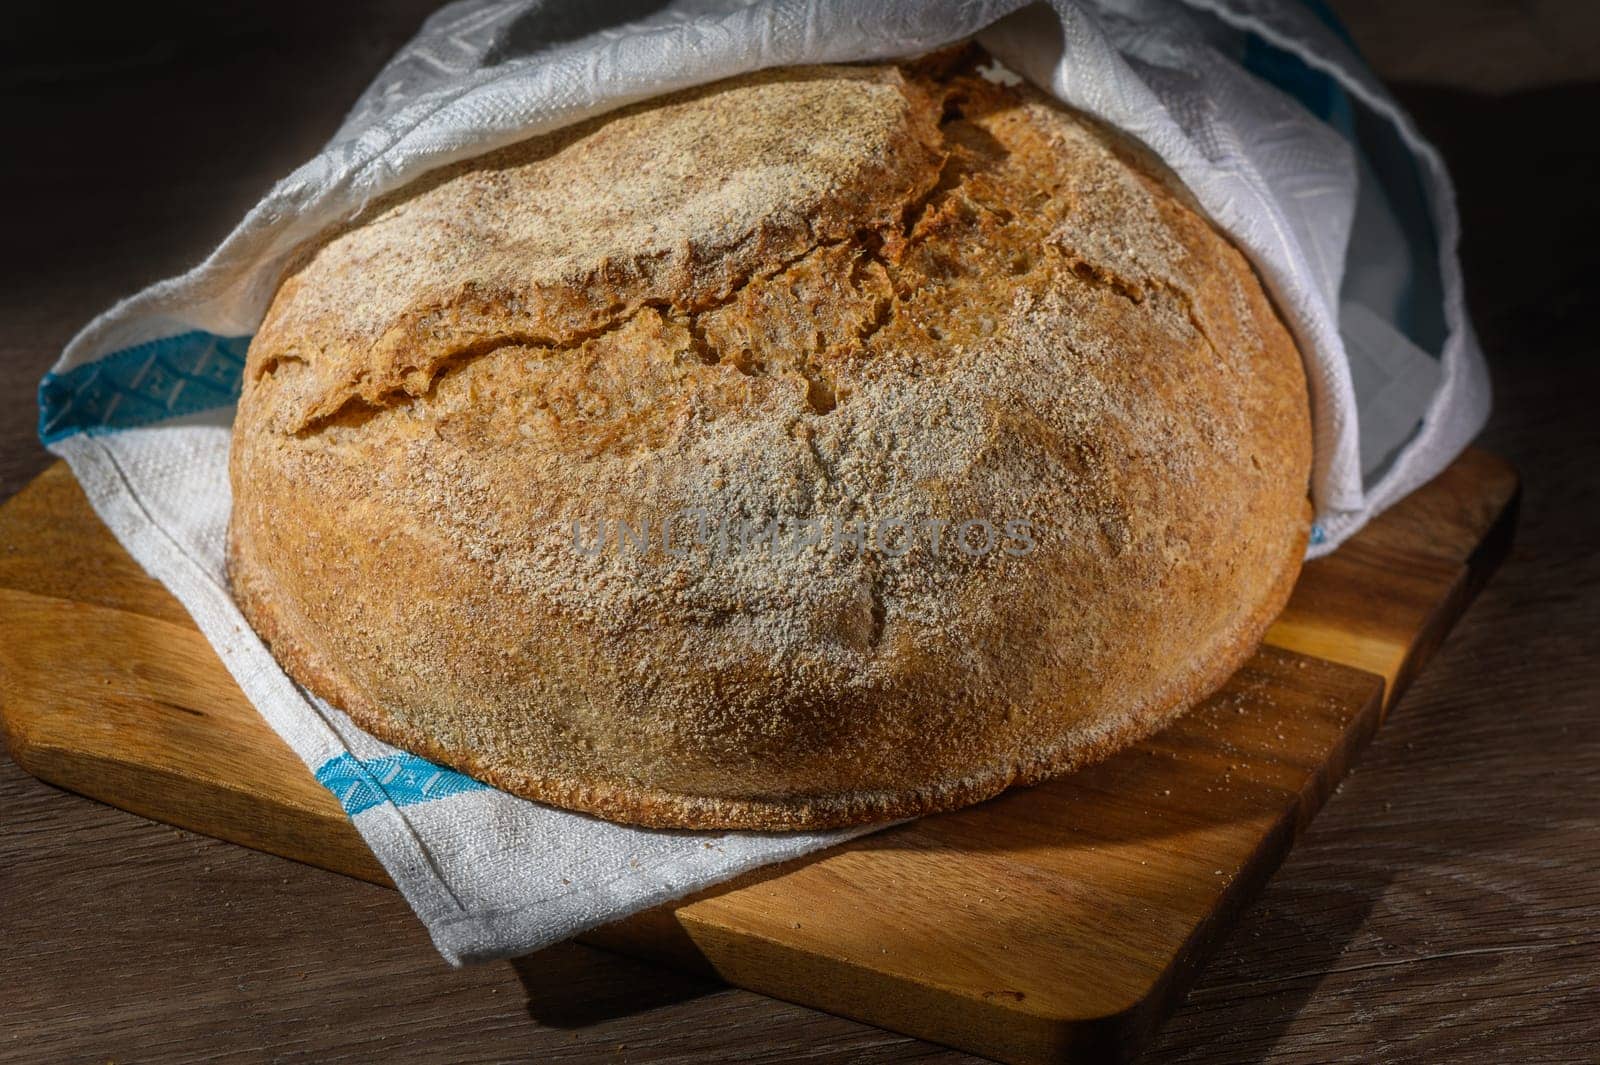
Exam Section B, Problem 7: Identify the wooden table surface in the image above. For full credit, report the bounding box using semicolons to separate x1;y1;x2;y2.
2;3;1596;1062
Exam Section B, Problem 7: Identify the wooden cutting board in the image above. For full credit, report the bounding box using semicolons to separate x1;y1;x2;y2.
0;449;1517;1064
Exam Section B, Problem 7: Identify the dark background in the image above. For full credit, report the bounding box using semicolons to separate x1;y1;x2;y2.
2;2;1596;1062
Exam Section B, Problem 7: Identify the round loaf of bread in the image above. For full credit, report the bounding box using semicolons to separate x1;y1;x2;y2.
228;50;1312;830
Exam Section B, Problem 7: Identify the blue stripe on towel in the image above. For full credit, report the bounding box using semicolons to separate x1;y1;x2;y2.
315;751;490;817
38;330;250;444
1241;30;1355;138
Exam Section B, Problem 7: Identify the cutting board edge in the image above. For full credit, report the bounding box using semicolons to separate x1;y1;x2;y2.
583;659;1388;1061
0;449;1520;1065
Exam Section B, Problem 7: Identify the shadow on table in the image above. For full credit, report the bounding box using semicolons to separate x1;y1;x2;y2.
517;76;1592;1065
511;940;720;1028
1143;78;1600;1061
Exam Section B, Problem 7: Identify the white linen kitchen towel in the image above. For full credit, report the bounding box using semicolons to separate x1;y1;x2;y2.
36;0;1489;963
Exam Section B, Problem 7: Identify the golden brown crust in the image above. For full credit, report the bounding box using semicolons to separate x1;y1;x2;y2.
227;514;1305;829
228;49;1314;830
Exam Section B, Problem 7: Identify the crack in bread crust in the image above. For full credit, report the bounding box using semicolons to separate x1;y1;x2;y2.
229;46;1315;830
251;63;949;436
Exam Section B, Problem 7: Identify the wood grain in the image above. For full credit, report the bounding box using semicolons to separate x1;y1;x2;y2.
0;447;1514;1063
2;4;1596;1063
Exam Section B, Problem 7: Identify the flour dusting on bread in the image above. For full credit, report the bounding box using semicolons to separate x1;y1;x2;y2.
228;47;1312;829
